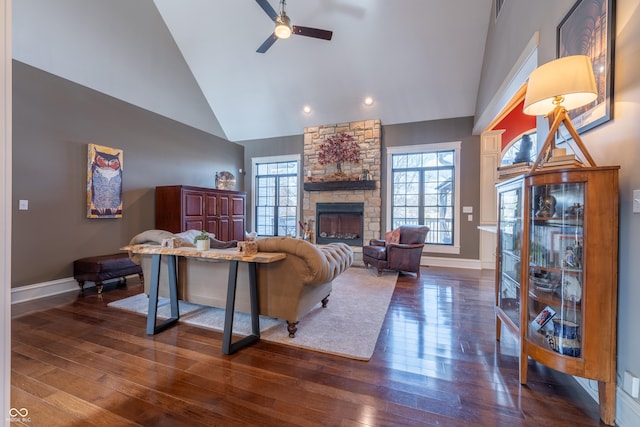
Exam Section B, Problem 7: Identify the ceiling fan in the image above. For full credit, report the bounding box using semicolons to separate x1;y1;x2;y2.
255;0;333;53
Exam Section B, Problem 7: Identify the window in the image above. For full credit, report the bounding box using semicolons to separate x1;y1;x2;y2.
501;130;537;166
252;155;300;237
387;142;461;254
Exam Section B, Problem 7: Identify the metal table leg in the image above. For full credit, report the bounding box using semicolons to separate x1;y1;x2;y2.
146;254;180;335
222;261;260;354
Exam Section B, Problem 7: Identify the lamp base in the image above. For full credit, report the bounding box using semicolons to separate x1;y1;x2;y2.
531;106;596;171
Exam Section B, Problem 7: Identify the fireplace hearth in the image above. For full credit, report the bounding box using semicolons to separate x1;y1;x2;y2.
315;203;364;246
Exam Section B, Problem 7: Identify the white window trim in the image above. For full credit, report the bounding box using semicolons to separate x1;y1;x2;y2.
251;154;301;235
386;141;461;255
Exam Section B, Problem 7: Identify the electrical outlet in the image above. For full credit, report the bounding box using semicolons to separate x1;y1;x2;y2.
623;371;640;398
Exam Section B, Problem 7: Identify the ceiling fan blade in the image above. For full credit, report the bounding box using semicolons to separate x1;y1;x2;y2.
292;26;333;40
255;0;278;21
257;33;278;53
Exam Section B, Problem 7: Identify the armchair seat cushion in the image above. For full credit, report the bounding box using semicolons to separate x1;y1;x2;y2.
362;245;387;261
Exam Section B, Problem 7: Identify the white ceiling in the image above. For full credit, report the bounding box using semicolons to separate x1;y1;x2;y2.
13;0;493;142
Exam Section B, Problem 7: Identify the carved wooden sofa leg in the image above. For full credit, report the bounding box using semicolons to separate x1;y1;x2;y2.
321;295;330;308
287;321;298;338
287;295;331;338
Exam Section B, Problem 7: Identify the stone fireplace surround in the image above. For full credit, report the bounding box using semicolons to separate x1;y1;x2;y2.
303;119;381;246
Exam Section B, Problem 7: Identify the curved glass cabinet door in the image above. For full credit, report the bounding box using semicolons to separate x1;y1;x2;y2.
496;178;523;332
526;182;584;358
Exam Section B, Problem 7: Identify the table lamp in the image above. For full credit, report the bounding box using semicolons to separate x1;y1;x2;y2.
523;55;598;169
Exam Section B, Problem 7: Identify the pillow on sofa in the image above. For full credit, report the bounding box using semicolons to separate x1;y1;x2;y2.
385;228;401;245
176;229;211;244
176;229;238;249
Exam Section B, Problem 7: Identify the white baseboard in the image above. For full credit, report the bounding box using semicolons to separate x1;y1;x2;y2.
11;276;136;305
616;386;640;426
480;260;496;270
422;256;482;270
11;277;85;304
574;376;640;426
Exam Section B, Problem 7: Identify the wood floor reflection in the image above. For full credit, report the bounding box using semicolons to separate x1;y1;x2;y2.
11;266;603;426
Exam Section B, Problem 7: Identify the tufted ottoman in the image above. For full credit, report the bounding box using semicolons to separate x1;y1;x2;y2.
74;253;144;294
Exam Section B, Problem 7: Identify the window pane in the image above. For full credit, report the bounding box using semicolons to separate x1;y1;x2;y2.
255;160;299;237
390;147;456;246
392;154;407;169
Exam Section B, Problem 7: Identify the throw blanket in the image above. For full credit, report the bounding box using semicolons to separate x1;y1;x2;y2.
128;229;237;263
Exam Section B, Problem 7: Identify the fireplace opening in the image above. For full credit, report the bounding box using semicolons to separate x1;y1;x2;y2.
315;203;364;246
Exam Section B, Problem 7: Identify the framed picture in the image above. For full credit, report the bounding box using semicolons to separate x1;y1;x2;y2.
87;143;123;218
557;0;615;135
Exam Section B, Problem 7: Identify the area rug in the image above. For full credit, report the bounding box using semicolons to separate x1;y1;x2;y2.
108;267;398;361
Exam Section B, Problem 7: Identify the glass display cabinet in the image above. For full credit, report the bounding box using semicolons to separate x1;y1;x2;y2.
519;166;619;425
495;176;524;340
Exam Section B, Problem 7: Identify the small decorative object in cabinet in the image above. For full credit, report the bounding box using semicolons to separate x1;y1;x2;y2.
520;166;619;425
495;175;524;341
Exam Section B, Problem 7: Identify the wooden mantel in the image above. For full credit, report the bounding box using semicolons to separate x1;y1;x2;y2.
303;180;376;191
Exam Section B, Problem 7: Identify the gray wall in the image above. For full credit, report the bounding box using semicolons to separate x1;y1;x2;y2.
12;61;244;287
383;117;481;260
241;134;303;232
240;117;481;260
477;0;640;415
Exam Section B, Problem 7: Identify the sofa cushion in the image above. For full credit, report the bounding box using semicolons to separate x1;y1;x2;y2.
362;245;387;261
256;237;353;285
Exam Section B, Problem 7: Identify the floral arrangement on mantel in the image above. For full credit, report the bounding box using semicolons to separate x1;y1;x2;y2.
316;132;361;181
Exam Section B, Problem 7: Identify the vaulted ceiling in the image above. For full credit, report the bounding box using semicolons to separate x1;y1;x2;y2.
13;0;493;142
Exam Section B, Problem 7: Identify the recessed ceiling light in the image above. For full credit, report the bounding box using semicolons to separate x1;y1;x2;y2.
364;97;374;106
303;105;312;114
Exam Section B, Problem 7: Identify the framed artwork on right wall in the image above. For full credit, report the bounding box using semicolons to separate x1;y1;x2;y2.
557;0;615;135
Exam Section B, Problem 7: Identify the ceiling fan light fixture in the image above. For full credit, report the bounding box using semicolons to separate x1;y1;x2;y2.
275;15;292;39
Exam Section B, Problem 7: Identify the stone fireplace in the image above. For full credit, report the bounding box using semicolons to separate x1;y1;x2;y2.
303;120;381;247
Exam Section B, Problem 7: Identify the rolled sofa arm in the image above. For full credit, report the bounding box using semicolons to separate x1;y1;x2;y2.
257;237;353;285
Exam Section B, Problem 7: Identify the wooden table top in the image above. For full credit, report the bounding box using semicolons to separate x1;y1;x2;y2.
121;244;286;264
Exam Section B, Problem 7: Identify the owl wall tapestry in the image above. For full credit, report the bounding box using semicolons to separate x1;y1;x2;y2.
87;143;123;218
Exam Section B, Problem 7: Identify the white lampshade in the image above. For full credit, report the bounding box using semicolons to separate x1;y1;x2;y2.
523;55;597;116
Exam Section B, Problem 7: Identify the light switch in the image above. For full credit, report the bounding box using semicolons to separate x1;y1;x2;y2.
19;200;28;210
463;206;473;213
634;190;640;213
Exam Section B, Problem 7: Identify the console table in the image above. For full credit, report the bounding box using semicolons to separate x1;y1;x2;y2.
122;245;286;354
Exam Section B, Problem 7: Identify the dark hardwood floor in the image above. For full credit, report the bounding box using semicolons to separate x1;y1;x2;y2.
11;266;603;426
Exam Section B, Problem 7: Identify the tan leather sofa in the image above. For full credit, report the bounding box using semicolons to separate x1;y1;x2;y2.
128;230;354;337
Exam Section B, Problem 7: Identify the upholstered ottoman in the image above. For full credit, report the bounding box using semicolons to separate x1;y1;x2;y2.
74;253;144;294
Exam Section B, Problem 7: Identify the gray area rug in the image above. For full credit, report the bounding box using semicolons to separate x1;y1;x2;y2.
108;267;398;360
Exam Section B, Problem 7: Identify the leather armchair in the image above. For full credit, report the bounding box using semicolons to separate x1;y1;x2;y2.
362;225;429;277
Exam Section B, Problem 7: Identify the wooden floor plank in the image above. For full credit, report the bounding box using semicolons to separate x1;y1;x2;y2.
10;267;603;426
